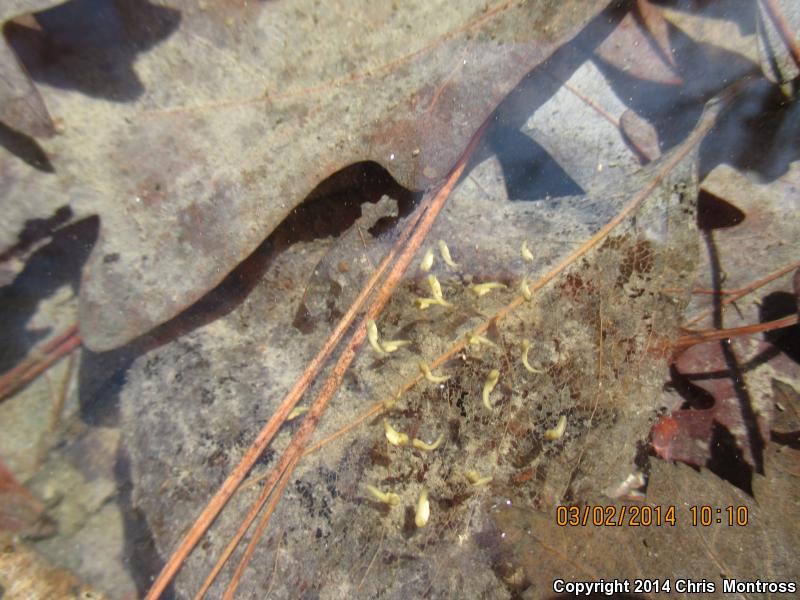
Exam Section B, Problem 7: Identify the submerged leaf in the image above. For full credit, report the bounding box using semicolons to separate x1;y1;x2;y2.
0;0;608;351
0;1;60;139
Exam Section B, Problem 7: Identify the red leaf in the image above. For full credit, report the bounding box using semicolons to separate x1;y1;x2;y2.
652;339;773;468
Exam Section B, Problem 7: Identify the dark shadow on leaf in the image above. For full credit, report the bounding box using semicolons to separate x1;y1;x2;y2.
77;346;136;426
702;230;765;473
668;362;715;409
591;16;758;161
0;215;98;373
696;190;745;230
700;79;800;182
487;125;584;201
0;121;53;171
0;204;72;263
770;429;800;450
115;450;176;600
707;421;753;495
472;2;624;196
495;1;626;130
651;0;757;36
5;0;181;102
127;161;414;348
740;343;782;372
759;291;800;363
76;344;170;595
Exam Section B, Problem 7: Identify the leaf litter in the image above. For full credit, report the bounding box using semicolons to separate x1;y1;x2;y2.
0;0;798;598
119;25;714;599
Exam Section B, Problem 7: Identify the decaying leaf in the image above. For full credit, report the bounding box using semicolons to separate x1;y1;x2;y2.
0;0;608;351
0;1;59;139
652;338;774;475
1;1;796;597
651;161;800;486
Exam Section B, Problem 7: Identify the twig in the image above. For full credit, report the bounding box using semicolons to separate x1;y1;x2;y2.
302;402;384;458
675;313;798;352
683;259;800;327
221;455;298;600
263;528;284;599
35;351;77;468
357;526;385;591
49;351;76;435
192;458;283;599
0;325;81;401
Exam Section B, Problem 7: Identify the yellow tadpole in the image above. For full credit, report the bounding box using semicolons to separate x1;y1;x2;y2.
419;362;450;384
287;406;309;421
425;275;452;307
415;488;430;527
471;282;507;297
544;415;567;440
482;369;500;410
381;339;411;353
466;470;493;487
366;319;386;356
412;432;444;451
521;339;543;373
365;485;400;506
520;276;532;301
438;240;459;268
367;319;409;354
383;418;409;446
466;332;499;350
382;389;403;411
427;274;443;300
420;248;435;272
521;240;534;262
414;275;450;310
414;297;439;310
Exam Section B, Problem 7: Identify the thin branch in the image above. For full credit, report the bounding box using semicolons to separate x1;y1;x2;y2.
221;455;298;600
303;402;384;458
683;259;800;327
675;313;798;351
0;325;81;401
